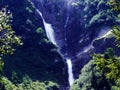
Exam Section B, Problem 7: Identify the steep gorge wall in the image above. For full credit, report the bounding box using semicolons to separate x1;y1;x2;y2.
31;0;119;79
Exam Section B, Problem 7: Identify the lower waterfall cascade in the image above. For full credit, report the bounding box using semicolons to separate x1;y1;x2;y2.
66;58;74;86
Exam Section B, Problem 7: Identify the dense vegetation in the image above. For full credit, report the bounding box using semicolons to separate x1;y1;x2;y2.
72;0;118;29
70;60;111;90
93;48;120;89
0;76;59;90
0;0;120;90
0;0;66;90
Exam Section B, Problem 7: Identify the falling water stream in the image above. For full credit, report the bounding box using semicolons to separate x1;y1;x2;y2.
64;0;75;86
37;9;74;86
64;16;74;86
36;9;57;45
66;58;74;86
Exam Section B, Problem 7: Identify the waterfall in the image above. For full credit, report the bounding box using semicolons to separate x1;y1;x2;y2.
64;0;75;86
37;8;74;86
64;16;75;86
36;9;57;45
66;58;74;86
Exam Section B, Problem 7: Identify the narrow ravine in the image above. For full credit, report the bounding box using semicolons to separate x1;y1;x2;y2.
64;16;75;86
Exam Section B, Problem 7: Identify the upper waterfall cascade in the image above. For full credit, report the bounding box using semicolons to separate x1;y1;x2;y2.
36;9;57;45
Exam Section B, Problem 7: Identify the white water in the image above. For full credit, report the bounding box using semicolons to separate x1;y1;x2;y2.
36;9;57;45
66;58;74;86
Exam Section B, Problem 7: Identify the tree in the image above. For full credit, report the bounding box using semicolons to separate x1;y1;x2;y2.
112;25;120;47
93;0;120;89
93;48;120;89
0;8;22;73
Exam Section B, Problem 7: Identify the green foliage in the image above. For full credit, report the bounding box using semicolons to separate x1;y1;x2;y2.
0;8;22;73
108;0;120;11
0;8;22;55
0;77;17;90
0;57;4;71
112;25;120;47
11;71;19;84
36;27;44;35
70;61;95;90
17;76;46;90
70;60;110;90
72;0;117;28
0;76;59;90
45;81;59;90
36;27;46;39
109;0;120;47
93;48;120;89
104;48;115;58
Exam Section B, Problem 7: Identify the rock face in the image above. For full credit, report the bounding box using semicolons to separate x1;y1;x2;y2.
72;30;120;78
31;0;118;79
